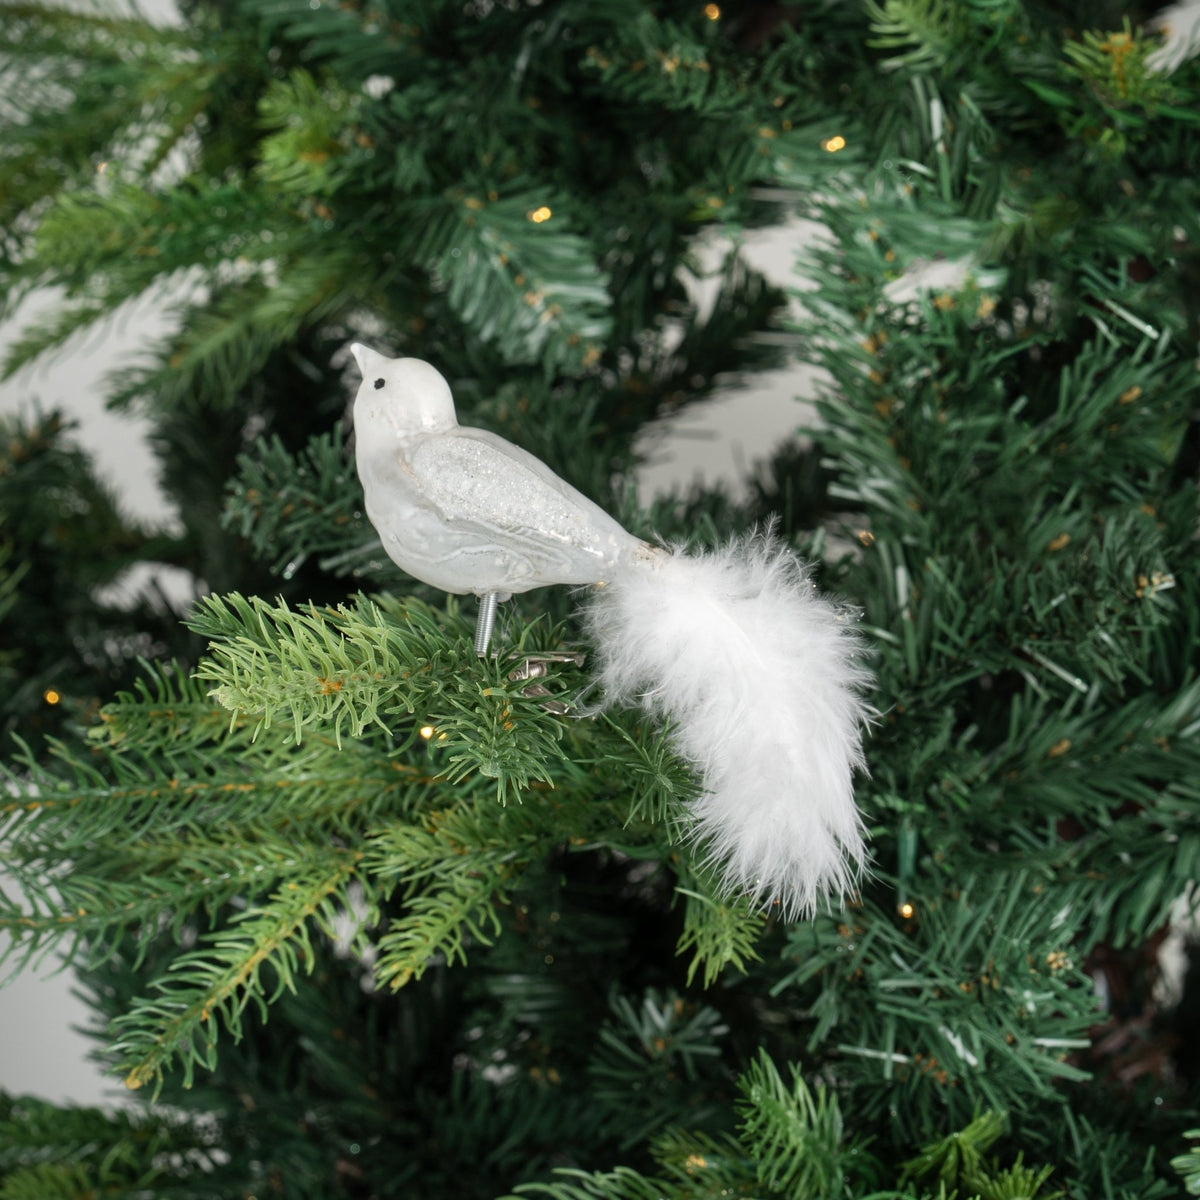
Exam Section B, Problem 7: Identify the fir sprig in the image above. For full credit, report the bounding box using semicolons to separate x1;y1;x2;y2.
673;867;764;989
222;428;388;582
775;880;1094;1137
112;848;366;1094
368;788;607;989
735;1050;848;1197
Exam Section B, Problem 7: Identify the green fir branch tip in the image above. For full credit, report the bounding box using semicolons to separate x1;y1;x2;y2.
111;848;365;1096
673;868;764;988
736;1050;848;1198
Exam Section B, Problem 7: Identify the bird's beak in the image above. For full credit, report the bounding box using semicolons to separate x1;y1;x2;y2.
350;342;389;376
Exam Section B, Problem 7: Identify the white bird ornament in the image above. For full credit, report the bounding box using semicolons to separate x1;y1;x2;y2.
350;343;873;917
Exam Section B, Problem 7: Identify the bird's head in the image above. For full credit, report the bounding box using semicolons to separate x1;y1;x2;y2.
350;343;458;434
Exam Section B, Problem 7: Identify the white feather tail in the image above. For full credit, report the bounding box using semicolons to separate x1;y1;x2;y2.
584;536;872;918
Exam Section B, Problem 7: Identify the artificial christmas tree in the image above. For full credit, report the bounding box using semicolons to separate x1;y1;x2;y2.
2;1;1199;1197
0;409;180;755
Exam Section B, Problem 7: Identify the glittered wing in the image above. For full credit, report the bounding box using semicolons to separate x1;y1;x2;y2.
404;429;635;591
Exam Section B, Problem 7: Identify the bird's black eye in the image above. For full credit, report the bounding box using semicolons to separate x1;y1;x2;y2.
373;378;385;390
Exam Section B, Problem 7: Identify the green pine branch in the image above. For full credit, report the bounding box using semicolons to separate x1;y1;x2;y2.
588;987;729;1147
735;1050;848;1197
373;866;508;991
190;591;434;745
0;3;204;241
222;428;388;581
112;847;365;1095
417;187;612;375
255;68;364;197
89;659;256;754
103;245;375;412
0;1093;218;1186
775;878;1094;1136
579;15;755;116
673;868;764;989
867;0;977;73
367;787;612;989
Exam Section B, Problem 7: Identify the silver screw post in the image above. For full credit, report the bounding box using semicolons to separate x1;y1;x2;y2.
474;592;499;656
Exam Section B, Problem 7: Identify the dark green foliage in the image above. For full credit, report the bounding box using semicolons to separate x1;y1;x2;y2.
2;595;726;1099
0;1093;224;1198
1;1;1199;1198
0;410;186;751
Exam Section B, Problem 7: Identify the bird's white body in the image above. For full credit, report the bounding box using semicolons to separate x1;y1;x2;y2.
351;344;643;597
349;343;873;918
